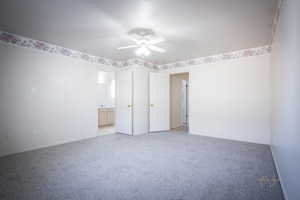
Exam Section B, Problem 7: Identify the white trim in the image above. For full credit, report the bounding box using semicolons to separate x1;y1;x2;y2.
270;146;289;200
189;130;270;145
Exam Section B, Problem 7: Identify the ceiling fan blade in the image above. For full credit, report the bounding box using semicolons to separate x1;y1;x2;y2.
128;36;143;45
117;45;138;50
149;38;165;45
148;45;166;53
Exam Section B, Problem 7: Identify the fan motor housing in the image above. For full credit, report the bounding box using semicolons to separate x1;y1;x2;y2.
128;28;157;41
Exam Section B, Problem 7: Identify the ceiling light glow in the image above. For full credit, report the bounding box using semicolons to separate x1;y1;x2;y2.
135;46;151;57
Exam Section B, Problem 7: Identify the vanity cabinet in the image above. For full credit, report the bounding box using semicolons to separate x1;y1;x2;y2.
98;108;115;127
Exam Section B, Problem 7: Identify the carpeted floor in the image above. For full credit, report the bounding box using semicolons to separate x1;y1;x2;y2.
0;131;284;200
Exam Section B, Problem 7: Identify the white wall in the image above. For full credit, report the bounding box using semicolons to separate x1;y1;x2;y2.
187;55;271;144
0;43;113;157
270;0;300;199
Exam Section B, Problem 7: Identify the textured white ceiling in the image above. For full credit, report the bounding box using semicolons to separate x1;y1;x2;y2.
0;0;278;65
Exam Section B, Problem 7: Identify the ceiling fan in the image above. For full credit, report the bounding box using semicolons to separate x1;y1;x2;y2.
117;28;166;57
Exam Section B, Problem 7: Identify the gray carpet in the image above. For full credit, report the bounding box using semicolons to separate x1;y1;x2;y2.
0;131;284;200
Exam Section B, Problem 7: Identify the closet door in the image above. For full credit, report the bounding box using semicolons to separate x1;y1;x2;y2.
116;69;133;135
149;72;170;132
133;67;149;135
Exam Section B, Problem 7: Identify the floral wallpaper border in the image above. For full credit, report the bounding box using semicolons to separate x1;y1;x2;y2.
158;45;271;71
121;58;157;69
0;30;125;67
1;30;271;71
0;30;161;70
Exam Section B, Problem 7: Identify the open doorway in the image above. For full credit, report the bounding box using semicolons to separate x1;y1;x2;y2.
97;71;116;135
170;73;189;132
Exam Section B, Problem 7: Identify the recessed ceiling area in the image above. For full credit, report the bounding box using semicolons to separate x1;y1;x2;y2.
0;0;278;65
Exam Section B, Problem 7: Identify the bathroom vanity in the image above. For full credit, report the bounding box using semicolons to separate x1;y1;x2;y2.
98;108;115;127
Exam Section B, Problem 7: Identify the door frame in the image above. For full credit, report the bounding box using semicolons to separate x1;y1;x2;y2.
169;72;190;130
95;67;118;136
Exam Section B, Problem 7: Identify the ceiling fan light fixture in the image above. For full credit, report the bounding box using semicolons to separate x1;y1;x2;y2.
135;46;151;57
118;28;165;57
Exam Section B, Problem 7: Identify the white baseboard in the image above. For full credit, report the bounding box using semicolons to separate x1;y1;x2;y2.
189;130;269;145
0;134;98;158
270;146;289;200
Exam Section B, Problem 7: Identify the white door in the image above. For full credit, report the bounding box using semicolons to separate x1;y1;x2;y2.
149;72;170;132
133;67;149;135
116;70;133;135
